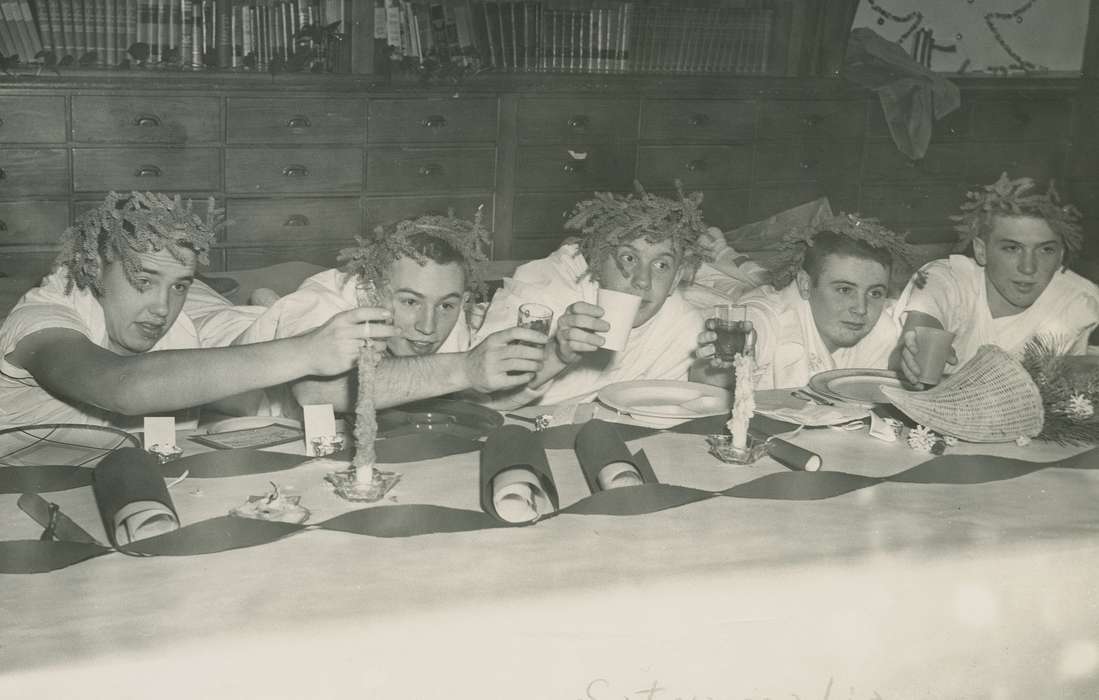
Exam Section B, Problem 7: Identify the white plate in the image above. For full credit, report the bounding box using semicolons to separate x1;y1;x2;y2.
807;369;906;408
597;380;731;421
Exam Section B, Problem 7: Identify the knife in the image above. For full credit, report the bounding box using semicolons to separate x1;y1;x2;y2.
17;493;103;545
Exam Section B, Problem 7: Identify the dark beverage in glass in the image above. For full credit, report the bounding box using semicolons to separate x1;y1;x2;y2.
713;319;754;363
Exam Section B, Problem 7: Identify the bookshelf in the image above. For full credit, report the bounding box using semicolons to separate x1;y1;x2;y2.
0;1;806;79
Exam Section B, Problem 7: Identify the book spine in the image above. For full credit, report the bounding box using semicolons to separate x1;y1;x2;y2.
214;0;227;66
178;0;191;65
45;0;64;54
33;0;54;53
104;0;116;65
0;3;19;58
8;0;37;59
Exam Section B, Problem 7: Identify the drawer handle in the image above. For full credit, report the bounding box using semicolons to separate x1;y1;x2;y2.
0;167;5;180
133;114;161;128
685;159;708;172
282;165;310;177
417;164;441;177
687;113;710;127
567;115;590;130
802;114;824;128
284;214;311;227
134;165;161;177
1011;109;1033;127
0;219;6;231
421;115;448;129
0;117;4;128
286;116;312;129
562;161;588;174
799;159;818;170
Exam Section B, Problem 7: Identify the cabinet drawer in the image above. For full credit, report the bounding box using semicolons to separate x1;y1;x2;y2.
517;98;639;143
640;99;755;142
757;99;866;140
364;195;493;230
653;188;749;231
860;182;971;226
966;140;1067;182
226;198;362;243
754;140;861;182
516;144;636;191
861;141;970;181
71;96;221;143
0;96;66;143
367;98;498;143
226;148;362;194
969;98;1072;141
637;145;751;188
227;98;364;144
513;193;596;234
1069;141;1099;178
366;147;494;193
0;249;57;280
0;149;69;196
224;244;348;270
511;236;566;261
73;147;219;191
0;200;68;245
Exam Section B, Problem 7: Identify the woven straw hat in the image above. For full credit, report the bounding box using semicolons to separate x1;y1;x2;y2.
880;345;1045;443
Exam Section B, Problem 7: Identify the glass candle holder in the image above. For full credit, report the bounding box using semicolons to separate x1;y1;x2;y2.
706;433;769;465
310;434;347;457
146;444;184;464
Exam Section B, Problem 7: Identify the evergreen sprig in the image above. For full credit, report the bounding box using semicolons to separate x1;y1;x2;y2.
951;172;1083;253
1021;336;1099;445
563;182;710;284
766;212;920;290
55;191;219;295
337;208;491;300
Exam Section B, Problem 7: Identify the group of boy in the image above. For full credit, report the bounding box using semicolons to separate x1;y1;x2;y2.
1;173;1097;430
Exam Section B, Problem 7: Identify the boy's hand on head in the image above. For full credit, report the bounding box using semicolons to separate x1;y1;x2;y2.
554;301;609;364
304;306;395;376
464;327;547;392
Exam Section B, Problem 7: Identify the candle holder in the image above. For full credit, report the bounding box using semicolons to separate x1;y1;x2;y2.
706;432;769;465
310;434;346;457
146;443;184;464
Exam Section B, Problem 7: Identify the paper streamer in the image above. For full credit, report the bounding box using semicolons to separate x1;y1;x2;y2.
0;465;93;494
161;449;308;478
764;437;822;472
0;540;111;574
480;426;560;524
376;433;482;464
122;516;306;557
320;504;505;538
3;446;1098;573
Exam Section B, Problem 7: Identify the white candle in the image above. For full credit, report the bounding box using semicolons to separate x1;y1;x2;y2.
727;353;755;450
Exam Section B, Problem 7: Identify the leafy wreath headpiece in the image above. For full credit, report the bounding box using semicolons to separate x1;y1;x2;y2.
1021;336;1099;445
950;172;1083;253
337;207;491;300
563;181;710;284
766;212;920;290
55;191;219;295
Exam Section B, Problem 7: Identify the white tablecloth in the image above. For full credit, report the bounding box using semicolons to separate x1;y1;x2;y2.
2;412;1099;699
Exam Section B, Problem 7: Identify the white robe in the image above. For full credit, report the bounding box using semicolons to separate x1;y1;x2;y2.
474;243;706;407
0;269;202;430
740;283;901;390
896;255;1099;364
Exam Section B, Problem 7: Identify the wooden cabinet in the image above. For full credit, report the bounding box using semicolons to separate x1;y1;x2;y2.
0;75;1094;281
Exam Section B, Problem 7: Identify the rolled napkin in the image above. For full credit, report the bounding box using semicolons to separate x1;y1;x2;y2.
575;420;658;492
93;448;180;547
751;430;823;472
480;426;559;524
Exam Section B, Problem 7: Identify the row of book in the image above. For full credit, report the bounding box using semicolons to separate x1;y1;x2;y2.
383;1;778;75
0;0;348;71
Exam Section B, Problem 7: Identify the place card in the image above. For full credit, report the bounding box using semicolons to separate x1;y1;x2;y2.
143;417;176;450
302;404;338;456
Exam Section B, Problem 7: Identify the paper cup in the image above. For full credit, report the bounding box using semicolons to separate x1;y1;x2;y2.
914;326;956;385
491;468;550;524
596;288;643;352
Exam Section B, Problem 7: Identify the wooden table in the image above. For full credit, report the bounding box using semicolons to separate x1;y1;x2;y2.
2;409;1098;699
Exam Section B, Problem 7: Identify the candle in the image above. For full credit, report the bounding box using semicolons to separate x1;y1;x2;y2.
352;281;385;484
727;353;755;449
